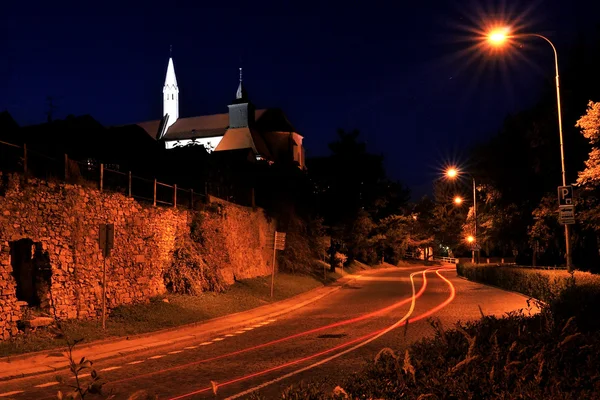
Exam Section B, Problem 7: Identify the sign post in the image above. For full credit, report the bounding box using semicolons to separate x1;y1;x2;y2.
557;185;575;225
271;231;286;298
98;223;114;330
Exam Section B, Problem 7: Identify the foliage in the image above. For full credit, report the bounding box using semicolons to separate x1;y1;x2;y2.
163;236;227;294
279;215;327;273
55;339;106;400
575;101;600;188
457;264;600;304
163;212;227;294
308;129;410;266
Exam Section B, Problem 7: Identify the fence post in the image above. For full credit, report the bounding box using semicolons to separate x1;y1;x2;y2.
128;171;132;197
23;143;28;175
204;182;208;197
190;189;194;210
153;179;157;206
173;184;177;208
100;163;104;192
64;154;69;180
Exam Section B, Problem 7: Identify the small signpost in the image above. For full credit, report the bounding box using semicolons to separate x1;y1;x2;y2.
558;185;575;225
271;231;286;298
98;224;114;329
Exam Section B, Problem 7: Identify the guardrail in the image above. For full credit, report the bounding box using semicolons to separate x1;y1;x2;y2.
433;255;458;264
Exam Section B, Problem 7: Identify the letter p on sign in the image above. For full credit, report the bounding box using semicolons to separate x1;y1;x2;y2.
558;185;573;207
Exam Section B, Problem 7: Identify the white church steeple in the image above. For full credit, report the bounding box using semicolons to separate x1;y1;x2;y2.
163;50;179;131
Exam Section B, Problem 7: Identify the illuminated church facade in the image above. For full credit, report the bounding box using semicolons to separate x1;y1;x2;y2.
136;57;306;169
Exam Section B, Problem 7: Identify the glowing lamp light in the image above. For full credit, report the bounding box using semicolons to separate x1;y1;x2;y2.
488;28;510;45
454;196;463;205
467;235;475;243
446;168;458;179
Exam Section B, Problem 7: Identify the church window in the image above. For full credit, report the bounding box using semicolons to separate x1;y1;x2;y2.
172;94;174;100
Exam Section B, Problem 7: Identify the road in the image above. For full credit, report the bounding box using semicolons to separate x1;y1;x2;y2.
0;265;538;399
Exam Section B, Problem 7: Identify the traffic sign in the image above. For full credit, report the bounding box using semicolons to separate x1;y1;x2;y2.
559;205;575;225
99;223;114;257
274;232;286;250
558;185;574;208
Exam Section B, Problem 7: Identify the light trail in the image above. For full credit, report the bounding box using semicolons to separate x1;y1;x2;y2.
105;266;436;386
169;266;456;400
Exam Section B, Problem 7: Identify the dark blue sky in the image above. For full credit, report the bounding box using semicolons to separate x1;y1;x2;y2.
2;0;599;198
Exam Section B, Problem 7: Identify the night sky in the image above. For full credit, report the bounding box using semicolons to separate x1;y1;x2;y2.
2;0;600;198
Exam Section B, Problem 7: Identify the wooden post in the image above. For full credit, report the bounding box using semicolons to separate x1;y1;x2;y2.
173;184;177;208
190;189;194;210
128;171;132;197
100;163;104;192
153;179;157;206
204;182;208;197
23;143;28;175
102;256;107;330
64;154;69;180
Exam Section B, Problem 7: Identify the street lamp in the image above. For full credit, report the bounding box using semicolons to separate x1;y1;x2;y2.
446;167;479;264
487;27;572;271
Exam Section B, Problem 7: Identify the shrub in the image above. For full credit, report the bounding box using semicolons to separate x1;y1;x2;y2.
457;264;600;303
279;215;326;274
163;236;227;295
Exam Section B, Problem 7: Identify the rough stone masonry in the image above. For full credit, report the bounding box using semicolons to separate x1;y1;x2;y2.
0;173;275;340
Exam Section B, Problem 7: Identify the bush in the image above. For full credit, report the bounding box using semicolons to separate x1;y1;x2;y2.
279;215;326;274
457;264;600;303
163;236;227;295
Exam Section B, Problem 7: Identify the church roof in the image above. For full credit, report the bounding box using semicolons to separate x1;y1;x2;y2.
136;109;267;141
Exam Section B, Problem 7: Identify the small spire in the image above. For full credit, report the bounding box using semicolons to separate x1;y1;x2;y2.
236;67;244;100
170;44;172;57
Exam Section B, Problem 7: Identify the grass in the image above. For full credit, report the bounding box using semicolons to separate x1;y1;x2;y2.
0;272;334;358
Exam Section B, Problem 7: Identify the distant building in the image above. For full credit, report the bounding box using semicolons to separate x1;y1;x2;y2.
135;58;306;169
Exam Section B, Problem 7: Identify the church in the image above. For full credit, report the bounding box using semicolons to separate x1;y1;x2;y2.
136;57;306;170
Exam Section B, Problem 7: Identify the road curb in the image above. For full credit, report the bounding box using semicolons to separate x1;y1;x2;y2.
0;274;363;382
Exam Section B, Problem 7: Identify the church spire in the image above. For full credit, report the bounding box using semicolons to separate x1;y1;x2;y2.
163;51;179;132
236;67;243;99
234;67;248;103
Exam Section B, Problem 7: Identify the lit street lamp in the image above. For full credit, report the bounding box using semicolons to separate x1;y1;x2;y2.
446;167;479;264
487;27;572;271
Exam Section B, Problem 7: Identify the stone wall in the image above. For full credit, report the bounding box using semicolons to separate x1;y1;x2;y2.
0;173;275;340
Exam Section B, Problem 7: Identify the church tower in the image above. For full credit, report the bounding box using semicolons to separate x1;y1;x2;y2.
163;55;179;131
228;68;254;128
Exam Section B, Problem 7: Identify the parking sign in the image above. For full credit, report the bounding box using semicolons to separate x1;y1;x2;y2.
558;186;573;208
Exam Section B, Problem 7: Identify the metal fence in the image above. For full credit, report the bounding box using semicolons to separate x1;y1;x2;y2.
0;139;253;209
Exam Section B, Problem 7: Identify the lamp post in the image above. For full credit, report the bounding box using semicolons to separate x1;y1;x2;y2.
487;29;572;271
446;168;479;264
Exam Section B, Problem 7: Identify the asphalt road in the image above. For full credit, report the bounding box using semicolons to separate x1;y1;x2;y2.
0;265;538;399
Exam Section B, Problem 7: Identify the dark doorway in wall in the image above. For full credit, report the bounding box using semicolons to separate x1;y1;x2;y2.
9;239;52;307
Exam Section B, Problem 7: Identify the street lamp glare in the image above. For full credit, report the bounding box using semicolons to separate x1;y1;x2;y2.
467;235;475;243
446;168;458;179
454;196;463;205
488;28;509;45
